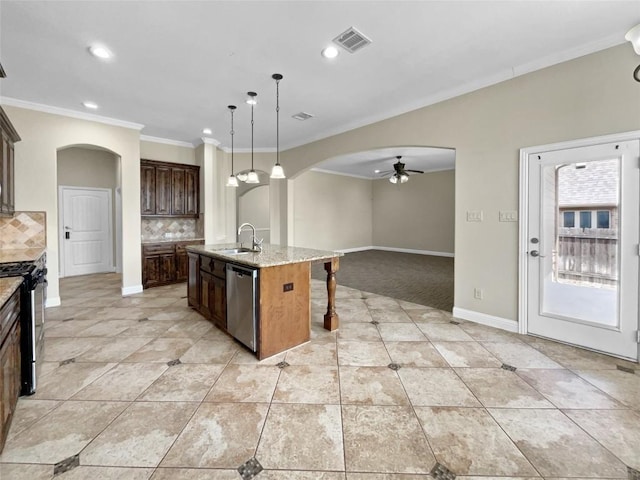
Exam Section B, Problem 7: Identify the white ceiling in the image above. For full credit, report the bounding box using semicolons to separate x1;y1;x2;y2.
1;1;638;176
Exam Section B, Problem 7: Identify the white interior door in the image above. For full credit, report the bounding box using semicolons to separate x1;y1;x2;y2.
525;140;639;361
61;187;113;277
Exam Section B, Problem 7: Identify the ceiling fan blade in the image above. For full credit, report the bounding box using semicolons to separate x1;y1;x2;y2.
378;170;393;176
405;169;424;174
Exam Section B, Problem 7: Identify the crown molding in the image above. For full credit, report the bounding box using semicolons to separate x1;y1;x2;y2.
140;135;195;148
0;96;145;130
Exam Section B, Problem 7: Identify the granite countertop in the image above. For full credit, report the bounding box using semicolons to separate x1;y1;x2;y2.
0;247;46;264
187;243;343;268
141;238;205;245
0;277;23;307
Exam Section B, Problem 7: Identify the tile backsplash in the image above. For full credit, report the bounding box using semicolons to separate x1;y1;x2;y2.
141;217;203;241
0;211;47;249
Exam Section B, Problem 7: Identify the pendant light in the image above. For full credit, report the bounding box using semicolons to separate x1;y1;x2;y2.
245;91;260;184
270;73;286;179
225;105;239;188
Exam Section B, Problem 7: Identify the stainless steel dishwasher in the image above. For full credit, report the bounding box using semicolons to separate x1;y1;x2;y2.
226;263;258;352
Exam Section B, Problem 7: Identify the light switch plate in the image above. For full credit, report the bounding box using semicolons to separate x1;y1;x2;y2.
499;211;518;222
467;211;483;222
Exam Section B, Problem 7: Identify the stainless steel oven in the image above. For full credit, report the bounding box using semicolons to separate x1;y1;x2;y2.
0;253;47;395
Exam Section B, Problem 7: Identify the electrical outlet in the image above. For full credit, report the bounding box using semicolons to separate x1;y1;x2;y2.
474;288;483;300
499;210;518;222
467;211;483;222
283;283;294;292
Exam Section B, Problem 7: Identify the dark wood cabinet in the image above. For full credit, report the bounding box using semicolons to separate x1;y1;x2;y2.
0;106;20;217
142;240;204;289
140;164;156;215
140;159;199;218
191;254;227;330
187;252;200;307
0;286;21;453
155;166;172;215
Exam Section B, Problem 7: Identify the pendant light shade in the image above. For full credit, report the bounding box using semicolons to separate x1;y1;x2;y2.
270;73;286;179
246;91;260;184
246;170;260;183
226;105;239;188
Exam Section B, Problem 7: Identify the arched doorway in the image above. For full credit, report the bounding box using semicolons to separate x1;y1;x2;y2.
56;145;122;277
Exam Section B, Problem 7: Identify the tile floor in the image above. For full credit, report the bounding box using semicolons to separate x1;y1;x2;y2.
1;272;640;479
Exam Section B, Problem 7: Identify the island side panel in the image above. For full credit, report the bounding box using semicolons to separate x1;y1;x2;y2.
258;262;311;359
323;257;340;331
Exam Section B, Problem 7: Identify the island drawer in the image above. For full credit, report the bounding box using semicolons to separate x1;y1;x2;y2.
199;255;226;278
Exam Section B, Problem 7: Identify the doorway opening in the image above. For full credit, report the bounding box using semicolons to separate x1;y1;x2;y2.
57;145;122;278
236;169;270;245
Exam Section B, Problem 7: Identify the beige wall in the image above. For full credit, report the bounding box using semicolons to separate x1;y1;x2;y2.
140;140;197;165
372;169;454;254
4;105;141;304
57;146;120;267
57;147;119;189
281;45;640;322
292;170;373;251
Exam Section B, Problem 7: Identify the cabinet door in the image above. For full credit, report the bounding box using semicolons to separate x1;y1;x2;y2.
5;139;14;215
171;168;186;215
140;164;156;215
142;255;162;288
159;253;176;284
184;167;199;216
175;250;189;283
187;252;200;307
199;270;213;319
212;275;227;330
155;166;172;215
0;133;9;216
0;321;19;453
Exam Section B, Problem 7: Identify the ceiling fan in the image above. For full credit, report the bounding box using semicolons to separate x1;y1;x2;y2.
379;156;424;184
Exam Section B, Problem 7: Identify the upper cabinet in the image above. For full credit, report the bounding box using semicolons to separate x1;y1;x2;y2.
0;106;20;217
140;159;199;217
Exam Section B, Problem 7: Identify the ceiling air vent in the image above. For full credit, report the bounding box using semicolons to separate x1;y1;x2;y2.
292;112;314;121
333;26;371;53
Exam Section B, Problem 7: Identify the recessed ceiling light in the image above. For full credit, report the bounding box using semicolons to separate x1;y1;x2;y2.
202;128;212;135
88;45;113;60
374;169;381;173
321;46;339;59
82;101;98;110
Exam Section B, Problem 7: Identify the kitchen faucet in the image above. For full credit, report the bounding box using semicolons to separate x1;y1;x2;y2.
237;223;263;252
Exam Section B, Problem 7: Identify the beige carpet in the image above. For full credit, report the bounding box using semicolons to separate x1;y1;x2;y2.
312;249;454;311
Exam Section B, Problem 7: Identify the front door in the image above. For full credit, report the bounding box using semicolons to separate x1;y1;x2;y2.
525;139;639;361
60;187;113;277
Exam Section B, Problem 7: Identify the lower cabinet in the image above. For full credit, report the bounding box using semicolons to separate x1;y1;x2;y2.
0;287;21;453
142;240;203;289
188;254;227;330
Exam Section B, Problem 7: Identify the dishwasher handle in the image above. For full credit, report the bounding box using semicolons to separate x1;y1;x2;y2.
227;264;257;278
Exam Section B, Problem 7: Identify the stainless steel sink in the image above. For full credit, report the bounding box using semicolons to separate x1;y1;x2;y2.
218;248;257;255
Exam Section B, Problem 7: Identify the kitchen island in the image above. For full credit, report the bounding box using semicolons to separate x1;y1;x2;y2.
186;243;342;359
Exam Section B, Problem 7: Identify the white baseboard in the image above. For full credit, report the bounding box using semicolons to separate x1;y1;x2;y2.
336;245;454;257
45;297;61;308
122;285;143;296
452;307;518;332
337;246;375;254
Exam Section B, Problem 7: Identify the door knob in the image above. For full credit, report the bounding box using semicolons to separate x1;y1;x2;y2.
529;250;545;257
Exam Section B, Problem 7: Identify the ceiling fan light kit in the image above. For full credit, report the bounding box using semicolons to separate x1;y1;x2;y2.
625;23;640;82
384;156;424;184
